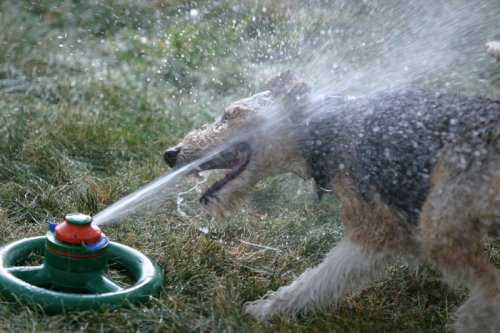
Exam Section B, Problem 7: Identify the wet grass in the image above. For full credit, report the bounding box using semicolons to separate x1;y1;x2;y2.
0;1;498;332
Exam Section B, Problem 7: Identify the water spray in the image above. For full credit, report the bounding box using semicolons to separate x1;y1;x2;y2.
0;213;163;313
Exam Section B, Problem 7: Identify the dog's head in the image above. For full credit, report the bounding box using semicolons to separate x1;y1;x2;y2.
164;70;312;218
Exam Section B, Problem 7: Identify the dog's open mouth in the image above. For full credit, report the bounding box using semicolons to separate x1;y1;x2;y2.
196;142;251;202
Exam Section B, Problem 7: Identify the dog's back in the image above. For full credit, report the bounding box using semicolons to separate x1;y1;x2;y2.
305;88;500;224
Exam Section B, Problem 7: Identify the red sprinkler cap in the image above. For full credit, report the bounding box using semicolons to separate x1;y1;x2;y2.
55;213;101;245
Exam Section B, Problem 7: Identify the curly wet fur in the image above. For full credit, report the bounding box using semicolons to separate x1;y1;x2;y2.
166;71;500;332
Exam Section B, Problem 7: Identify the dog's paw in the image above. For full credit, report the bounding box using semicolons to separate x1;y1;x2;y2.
243;299;275;320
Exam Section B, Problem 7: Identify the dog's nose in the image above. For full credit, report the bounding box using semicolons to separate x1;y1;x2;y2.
164;147;180;168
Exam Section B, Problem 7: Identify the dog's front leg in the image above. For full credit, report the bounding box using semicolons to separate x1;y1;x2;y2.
244;238;388;320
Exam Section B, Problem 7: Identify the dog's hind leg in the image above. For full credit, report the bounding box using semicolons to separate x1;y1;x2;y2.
420;158;500;333
244;177;415;320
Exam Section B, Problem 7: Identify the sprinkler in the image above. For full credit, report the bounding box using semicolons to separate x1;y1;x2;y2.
0;213;163;313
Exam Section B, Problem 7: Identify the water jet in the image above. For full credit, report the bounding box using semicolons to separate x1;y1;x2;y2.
0;213;163;313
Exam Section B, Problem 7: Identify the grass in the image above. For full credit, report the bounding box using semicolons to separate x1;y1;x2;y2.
0;1;498;332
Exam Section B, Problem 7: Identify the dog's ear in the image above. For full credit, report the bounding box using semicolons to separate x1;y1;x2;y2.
265;70;312;103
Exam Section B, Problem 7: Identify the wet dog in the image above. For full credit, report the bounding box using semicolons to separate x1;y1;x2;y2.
165;71;500;332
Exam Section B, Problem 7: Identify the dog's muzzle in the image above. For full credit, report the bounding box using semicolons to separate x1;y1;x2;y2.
164;147;180;168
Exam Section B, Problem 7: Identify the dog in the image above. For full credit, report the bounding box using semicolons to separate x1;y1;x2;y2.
165;70;500;332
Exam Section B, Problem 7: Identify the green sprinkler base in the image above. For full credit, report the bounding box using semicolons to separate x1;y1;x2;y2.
0;215;163;313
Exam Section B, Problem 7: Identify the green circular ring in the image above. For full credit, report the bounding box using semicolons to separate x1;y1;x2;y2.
0;236;163;313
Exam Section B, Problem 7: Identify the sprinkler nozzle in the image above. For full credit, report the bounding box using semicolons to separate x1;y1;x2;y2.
55;213;101;245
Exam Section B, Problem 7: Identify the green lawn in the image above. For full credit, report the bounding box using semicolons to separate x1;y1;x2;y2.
0;1;498;332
